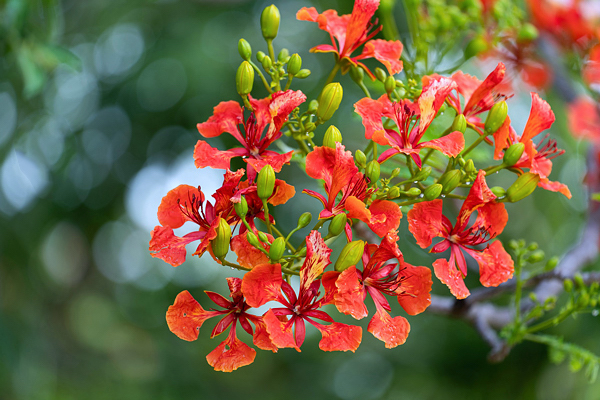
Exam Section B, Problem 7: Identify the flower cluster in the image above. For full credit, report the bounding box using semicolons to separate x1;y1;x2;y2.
151;0;570;371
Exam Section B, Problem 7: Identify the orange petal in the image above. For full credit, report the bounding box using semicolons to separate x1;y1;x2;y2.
334;266;368;320
469;241;514;287
318;322;362;352
367;306;409;349
367;199;402;237
206;335;256;372
241;263;282;307
157;185;202;228
407;200;444;248
397;264;432;316
166;290;219;341
433;258;470;299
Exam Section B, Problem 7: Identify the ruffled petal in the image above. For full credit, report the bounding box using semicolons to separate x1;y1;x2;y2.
230;233;271;269
149;226;202;267
538;177;572;198
262;309;300;351
305;144;358;202
397;263;432;316
457;170;496;228
433;258;470;299
462;63;506;116
206;335;256;372
245;151;293;174
345;195;371;223
196;100;243;139
251;318;278;352
317;322;362;352
467;241;514;287
420;130;465;158
521;93;555;165
268;179;296;206
241;263;282;307
300;231;332;292
166;290;220;341
367;199;402;237
157;185;203;228
407;199;444;248
354;96;386;141
367;305;410;348
333;266;368;319
473;202;508;237
359;39;403;75
193;140;238;170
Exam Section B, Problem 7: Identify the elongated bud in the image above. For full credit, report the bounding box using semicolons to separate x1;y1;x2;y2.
464;36;488;59
485;101;508;134
269;237;285;261
257;165;276;200
388;187;400;199
278;48;289;62
238;39;252;61
349;65;364;84
335;240;365;272
384;76;396;94
258;231;269;243
328;213;347;237
261;5;280;40
236;61;254;96
405;187;421;197
451;114;467;134
212;218;231;259
366;161;380;182
375;67;386;82
491;186;506;198
390;168;401;179
295;69;311;79
234;196;248;218
438;169;463;194
288;53;302;75
297;212;312;229
506;172;540;202
545;256;559;271
317;83;343;122
256;51;266;62
413;166;432;181
424;183;443;200
503;142;525;166
247;231;260;247
355;150;367;168
307;100;318;114
261;56;272;71
323;125;342;148
464;159;477;174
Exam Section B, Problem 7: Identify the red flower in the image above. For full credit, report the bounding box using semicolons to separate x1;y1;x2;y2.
297;0;403;79
166;278;276;372
195;90;306;179
408;171;514;299
149;169;244;267
241;231;362;352
494;93;571;198
303;143;401;239
527;0;596;47
322;230;432;348
355;77;465;168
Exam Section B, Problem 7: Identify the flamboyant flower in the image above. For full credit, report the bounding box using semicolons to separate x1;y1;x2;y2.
195;90;306;179
297;0;403;79
408;170;514;299
166;278;276;372
149;169;244;267
241;231;362;352
487;39;552;90
322;230;432;348
303;143;401;239
527;0;596;48
568;96;600;144
494;92;571;198
355;77;464;168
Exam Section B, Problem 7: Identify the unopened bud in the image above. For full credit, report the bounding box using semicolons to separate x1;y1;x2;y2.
258;231;269;243
578;293;590;308
506;172;539;202
366;160;380;182
438;169;463;194
323;125;342;148
238;39;252;61
413;166;432;181
451;114;467;134
257;165;276;200
278;48;289;62
574;273;586;290
564;278;574;293
305;122;316;132
464;36;488;59
518;23;539;43
261;5;280;40
527;250;545;263
545;256;559;271
390;168;401;179
247;231;260;248
261;56;272;71
317;83;343;122
384;76;396;94
485;101;508;134
503;142;525;166
388;187;400;199
491;186;506;198
464;159;477;174
236;61;254;96
528;242;539;251
295;69;311;79
297;212;312;229
212;218;231;259
355;150;367;168
375;67;387;82
349;65;364;84
234;196;248;218
405;187;422;197
308;99;319;113
256;51;266;62
328;213;347;237
269;237;285;261
335;240;365;272
288;53;302;75
424;183;443;200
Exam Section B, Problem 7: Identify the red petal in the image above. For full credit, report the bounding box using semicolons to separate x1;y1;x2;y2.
317;322;362;352
245;151;293;174
473;202;508;237
262;309;300;351
520;93;555;165
166;290;219;341
407;200;444;248
300;231;332;292
157;185;203;228
268;179;296;206
420;130;465;158
468;241;514;287
492;116;513;159
345;195;371;223
397;263;432;316
457;170;496;228
538;177;572;199
462;63;506;116
367;199;402;237
360;39;404;75
321;270;341;304
251;318;278;352
305;144;358;203
241;263;282;307
343;0;378;53
334;266;368;319
268;90;307;137
230;233;271;269
296;7;319;22
206;335;256;372
149;226;200;267
418;77;457;135
196;101;243;139
193;140;237;170
433;258;470;299
367;306;410;349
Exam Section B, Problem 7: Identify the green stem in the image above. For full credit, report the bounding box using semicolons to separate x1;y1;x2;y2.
219;258;251;271
271;224;296;253
484;163;506;175
250;61;273;94
324;60;342;87
284;75;293;90
462;134;489;157
262;199;273;235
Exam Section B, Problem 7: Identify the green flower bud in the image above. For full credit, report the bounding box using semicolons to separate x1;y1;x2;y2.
413;166;432;181
518;23;539;43
288;53;302;75
234;196;248;218
527;242;539;251
491;186;506;198
256;51;266;62
484;101;508;134
503;142;525;166
506;172;540;202
355;150;367;168
212;218;231;259
269;237;285;261
464;159;477;174
424;183;443;200
388;187;400;199
405;187;422;197
238;39;252;61
384;76;396;94
236;61;254;96
261;5;280;40
297;212;312;229
258;231;269;243
390;168;401;179
247;231;260;247
278;48;289;63
375;67;387;82
574;273;586;290
308;99;319;113
257;165;276;200
451;114;467;134
366;160;380;183
527;250;545;263
295;69;311;79
563;278;574;293
328;213;347;237
261;56;272;71
305;122;316;132
323;125;342;148
438;169;463;194
335;240;365;272
349;65;364;84
317;83;343;122
578;293;590;308
464;36;488;59
545;256;559;271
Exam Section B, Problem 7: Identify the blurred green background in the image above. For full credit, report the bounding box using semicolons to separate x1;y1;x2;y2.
0;0;598;398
